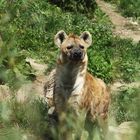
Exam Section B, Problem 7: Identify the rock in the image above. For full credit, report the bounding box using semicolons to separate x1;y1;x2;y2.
26;58;48;75
0;85;11;101
110;81;124;92
48;106;55;115
110;81;140;93
16;76;48;104
15;67;55;106
109;121;137;140
16;83;34;103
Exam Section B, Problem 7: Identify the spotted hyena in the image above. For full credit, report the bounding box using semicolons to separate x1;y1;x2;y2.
53;30;110;140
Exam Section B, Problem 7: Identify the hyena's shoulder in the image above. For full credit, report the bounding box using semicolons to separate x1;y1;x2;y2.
85;72;109;96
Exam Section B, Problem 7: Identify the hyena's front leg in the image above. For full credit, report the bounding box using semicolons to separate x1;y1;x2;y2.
98;117;109;140
53;87;67;113
54;88;73;140
84;114;97;140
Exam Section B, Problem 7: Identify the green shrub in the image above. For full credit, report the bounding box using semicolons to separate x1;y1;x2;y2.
49;0;97;16
119;0;140;18
1;0;139;84
0;0;114;83
112;87;139;123
110;38;140;82
104;0;140;18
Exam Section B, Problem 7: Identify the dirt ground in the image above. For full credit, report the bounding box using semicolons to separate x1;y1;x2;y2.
96;0;140;42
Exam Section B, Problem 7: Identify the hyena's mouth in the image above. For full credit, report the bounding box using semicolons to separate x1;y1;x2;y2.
69;49;85;61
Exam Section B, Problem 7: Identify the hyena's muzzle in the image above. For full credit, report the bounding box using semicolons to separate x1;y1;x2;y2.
69;47;85;61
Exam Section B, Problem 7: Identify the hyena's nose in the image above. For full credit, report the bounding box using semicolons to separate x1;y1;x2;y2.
73;50;83;59
74;51;82;57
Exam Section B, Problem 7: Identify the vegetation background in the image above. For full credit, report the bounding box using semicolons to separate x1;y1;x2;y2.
104;0;140;18
0;0;140;140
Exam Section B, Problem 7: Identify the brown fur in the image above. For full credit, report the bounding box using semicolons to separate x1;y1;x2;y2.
53;30;110;140
81;73;110;120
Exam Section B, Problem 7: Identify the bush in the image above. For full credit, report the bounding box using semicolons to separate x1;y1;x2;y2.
0;0;114;83
49;0;97;15
119;0;140;18
1;0;139;84
111;38;140;82
112;87;139;123
104;0;140;18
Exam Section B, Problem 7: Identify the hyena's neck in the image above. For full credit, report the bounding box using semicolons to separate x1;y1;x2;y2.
56;54;88;91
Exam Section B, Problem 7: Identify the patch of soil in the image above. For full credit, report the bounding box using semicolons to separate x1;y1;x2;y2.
96;0;140;42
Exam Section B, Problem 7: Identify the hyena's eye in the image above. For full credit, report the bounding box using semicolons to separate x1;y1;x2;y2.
79;45;84;49
67;45;73;50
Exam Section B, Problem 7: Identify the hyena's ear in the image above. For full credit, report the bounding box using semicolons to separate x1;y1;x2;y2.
80;31;92;47
54;30;67;47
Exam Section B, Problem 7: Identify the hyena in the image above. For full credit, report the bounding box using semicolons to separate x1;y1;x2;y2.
53;30;110;140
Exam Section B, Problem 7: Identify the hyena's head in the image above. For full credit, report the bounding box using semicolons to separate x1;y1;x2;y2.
54;30;92;62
